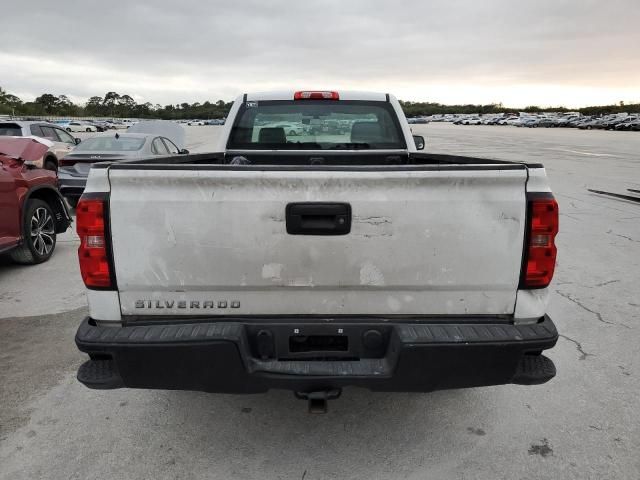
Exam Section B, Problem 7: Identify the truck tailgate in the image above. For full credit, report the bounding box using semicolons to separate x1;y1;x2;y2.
107;166;528;317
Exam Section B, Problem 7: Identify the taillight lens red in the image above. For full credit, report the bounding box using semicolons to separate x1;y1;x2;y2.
521;194;559;288
294;91;339;100
76;195;113;288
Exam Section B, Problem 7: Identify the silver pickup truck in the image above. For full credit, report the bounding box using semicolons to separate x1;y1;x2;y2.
74;90;559;411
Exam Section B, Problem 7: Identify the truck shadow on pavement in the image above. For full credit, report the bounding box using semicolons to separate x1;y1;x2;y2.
99;386;492;477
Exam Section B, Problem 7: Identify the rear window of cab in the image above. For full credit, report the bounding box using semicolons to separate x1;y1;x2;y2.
228;100;406;150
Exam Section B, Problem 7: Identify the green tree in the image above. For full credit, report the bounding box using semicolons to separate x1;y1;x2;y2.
116;94;136;116
34;94;60;113
3;94;21;105
102;91;121;116
85;96;104;115
0;87;23;114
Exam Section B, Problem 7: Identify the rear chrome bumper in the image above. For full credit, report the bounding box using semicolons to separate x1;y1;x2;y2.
75;315;558;393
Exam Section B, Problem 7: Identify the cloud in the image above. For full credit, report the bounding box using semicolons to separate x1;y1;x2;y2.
1;0;639;107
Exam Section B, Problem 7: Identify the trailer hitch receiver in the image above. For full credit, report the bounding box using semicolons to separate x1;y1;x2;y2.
294;389;342;414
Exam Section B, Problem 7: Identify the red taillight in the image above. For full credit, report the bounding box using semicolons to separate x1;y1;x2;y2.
294;91;339;100
76;194;113;289
521;193;559;289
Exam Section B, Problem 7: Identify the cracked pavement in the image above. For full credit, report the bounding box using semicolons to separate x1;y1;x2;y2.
1;124;639;479
554;289;618;326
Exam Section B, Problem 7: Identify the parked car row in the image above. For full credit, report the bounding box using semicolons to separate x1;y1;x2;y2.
180;119;226;126
453;117;482;125
445;113;640;130
576;116;640;130
514;115;640;130
252;119;354;136
49;119;139;131
407;117;429;124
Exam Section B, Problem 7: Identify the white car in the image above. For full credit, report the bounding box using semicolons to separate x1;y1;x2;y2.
462;117;482;125
0;120;80;170
107;121;130;130
187;120;206;126
275;122;305;136
65;122;98;133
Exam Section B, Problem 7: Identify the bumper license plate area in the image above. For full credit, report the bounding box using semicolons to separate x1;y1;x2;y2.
289;335;348;353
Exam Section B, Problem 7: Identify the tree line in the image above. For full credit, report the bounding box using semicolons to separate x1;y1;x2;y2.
1;86;637;119
0;87;233;119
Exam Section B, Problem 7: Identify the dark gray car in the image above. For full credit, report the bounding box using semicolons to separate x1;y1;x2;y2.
58;128;187;206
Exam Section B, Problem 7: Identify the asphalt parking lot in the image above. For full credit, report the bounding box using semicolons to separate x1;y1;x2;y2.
1;123;639;479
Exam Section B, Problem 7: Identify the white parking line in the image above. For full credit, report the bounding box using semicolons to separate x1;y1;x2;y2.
549;148;617;157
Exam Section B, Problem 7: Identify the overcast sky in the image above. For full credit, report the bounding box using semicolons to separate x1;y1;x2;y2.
1;0;639;107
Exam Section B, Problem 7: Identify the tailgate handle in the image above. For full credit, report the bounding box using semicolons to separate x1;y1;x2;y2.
286;203;351;235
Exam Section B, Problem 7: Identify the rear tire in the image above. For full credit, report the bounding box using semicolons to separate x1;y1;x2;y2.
9;199;57;265
86;127;92;132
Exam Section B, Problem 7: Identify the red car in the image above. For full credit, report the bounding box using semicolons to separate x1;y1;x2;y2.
0;137;71;264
